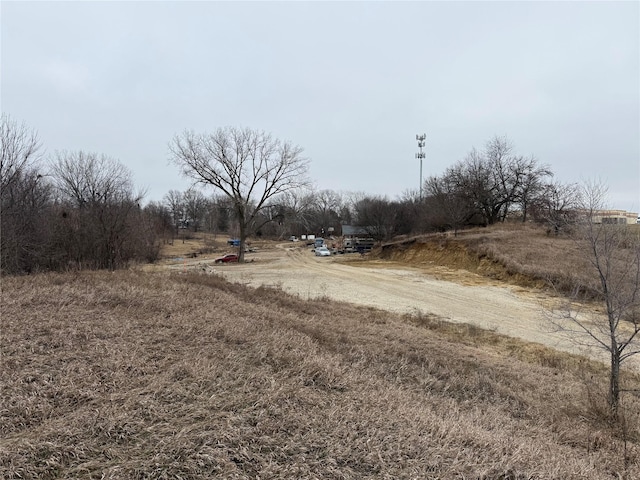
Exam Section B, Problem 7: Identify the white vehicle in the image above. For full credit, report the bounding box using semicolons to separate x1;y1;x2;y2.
314;246;331;257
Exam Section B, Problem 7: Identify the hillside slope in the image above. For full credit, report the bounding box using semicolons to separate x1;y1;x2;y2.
376;224;615;295
2;270;639;479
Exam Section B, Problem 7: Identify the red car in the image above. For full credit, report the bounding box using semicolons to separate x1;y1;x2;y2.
214;254;239;264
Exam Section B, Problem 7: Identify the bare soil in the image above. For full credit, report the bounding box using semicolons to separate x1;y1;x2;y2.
150;235;627;369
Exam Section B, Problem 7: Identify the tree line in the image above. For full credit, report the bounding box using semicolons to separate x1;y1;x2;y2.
161;136;580;245
1;116;158;273
2;116;581;274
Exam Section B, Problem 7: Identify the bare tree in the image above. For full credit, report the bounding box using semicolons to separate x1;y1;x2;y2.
50;151;144;269
169;127;310;261
182;188;207;232
211;194;234;234
342;191;368;226
164;189;185;233
355;196;398;243
449;147;500;225
0;115;50;274
530;181;580;234
143;201;174;246
278;188;316;236
553;182;640;419
424;175;474;235
201;196;220;235
512;156;552;223
443;136;550;225
51;151;135;207
311;189;342;235
0;166;53;273
0;114;41;194
252;202;287;238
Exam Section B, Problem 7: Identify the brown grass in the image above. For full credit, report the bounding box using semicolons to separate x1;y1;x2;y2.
378;223;637;298
2;269;640;479
155;232;228;260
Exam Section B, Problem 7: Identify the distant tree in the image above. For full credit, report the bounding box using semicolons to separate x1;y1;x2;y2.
432;136;551;226
456;138;520;224
342;191;367;226
553;182;640;420
182;188;207;232
253;202;287;238
169;127;310;261
0;114;41;194
277;188;316;236
355;196;398;243
424;175;474;236
200;196;220;234
0;115;51;274
0;167;53;273
50;151;145;269
512;156;552;223
51;151;136;207
446;146;504;225
395;188;428;235
390;198;420;236
310;189;342;235
143;201;174;245
213;195;234;233
530;181;580;234
164;189;184;233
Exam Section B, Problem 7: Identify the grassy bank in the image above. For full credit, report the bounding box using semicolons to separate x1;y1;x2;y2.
379;223;640;298
2;269;639;479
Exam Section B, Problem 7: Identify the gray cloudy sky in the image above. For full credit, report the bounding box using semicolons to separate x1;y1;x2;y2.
2;1;639;210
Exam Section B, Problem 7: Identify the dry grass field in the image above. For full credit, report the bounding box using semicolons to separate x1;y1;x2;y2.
2;224;640;479
1;269;640;479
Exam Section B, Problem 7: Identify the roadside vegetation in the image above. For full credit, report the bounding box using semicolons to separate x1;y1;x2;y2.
2;268;640;479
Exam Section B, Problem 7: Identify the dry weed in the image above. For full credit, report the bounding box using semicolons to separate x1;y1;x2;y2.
1;269;639;479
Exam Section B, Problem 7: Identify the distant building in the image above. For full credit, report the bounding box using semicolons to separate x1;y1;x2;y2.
591;210;638;225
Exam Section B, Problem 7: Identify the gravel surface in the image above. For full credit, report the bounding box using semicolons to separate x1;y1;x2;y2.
171;243;635;369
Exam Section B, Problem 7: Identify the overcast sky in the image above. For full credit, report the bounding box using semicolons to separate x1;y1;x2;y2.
2;1;638;211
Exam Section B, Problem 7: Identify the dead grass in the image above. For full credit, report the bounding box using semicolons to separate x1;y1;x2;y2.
377;223;636;298
155;232;228;260
2;269;640;478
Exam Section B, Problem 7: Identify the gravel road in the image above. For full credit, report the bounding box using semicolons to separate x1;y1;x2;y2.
173;243;633;368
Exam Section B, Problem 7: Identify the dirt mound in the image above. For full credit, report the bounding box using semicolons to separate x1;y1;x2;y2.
376;234;540;288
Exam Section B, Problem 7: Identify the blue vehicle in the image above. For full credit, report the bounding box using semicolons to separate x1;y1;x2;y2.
227;238;241;247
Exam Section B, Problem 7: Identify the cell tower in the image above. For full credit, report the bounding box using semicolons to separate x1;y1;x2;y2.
416;134;426;200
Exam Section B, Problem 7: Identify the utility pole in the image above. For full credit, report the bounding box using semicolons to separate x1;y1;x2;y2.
416;134;426;200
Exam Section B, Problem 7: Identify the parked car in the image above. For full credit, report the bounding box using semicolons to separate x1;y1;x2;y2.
214;254;239;263
314;246;331;257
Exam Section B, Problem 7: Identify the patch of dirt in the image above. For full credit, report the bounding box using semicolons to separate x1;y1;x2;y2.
155;239;629;369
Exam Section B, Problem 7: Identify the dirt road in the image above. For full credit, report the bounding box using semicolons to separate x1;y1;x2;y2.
169;243;623;367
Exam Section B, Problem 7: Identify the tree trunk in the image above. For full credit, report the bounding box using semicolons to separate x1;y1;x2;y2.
237;209;247;263
610;349;621;420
